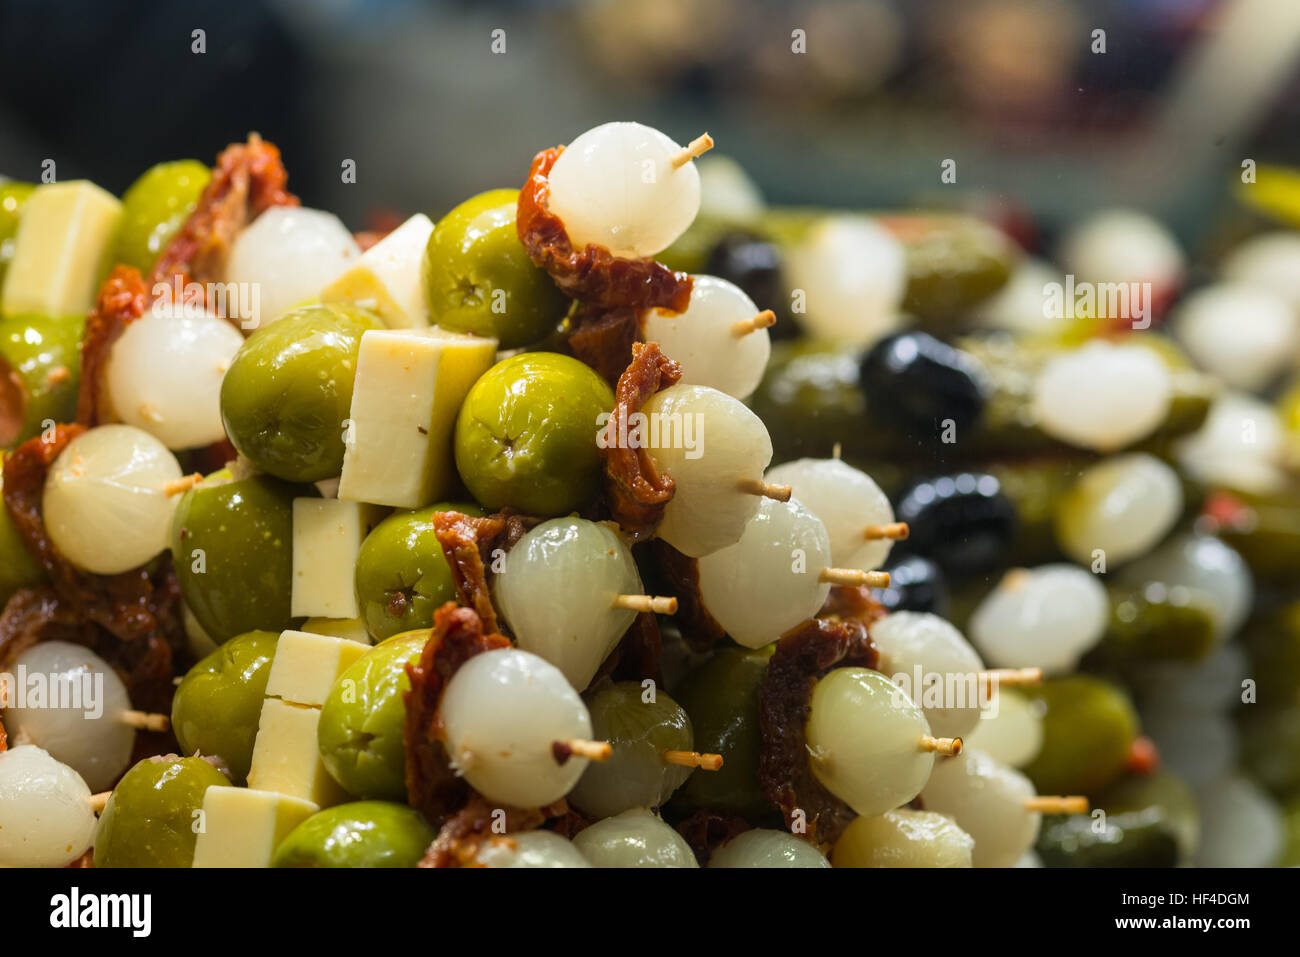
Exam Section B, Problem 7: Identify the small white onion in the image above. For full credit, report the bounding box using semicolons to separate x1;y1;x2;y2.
1193;775;1284;868
921;749;1040;868
785;215;906;348
0;745;96;868
570;808;697;868
643;383;772;557
495;518;642;690
105;306;245;449
3;641;134;793
764;458;895;571
962;688;1043;768
1120;532;1253;641
969;564;1109;675
1138;640;1249;715
547;122;701;259
1032;341;1172;452
224;206;360;329
1177;392;1287;495
475;830;592;868
1220;231;1300;311
43;424;181;575
1055;452;1183;566
1172;282;1299;391
1059;208;1184;291
971;258;1066;335
869;611;985;739
439;648;592;808
707;829;830;868
831;809;974;868
805;667;934;817
696;496;830;649
642;275;771;400
696;154;764;224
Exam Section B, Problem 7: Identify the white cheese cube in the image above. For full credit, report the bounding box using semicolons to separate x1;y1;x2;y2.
265;629;369;707
337;328;497;508
192;786;319;868
2;180;123;319
247;698;348;807
321;213;434;328
290;498;379;619
301;616;373;645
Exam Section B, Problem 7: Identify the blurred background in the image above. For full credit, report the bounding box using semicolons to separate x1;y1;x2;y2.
2;0;1300;252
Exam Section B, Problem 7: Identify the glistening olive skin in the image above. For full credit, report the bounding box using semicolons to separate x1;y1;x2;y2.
272;801;434;868
94;756;231;868
354;502;482;641
0;459;46;604
0;314;84;448
171;630;280;784
422;188;568;348
1022;675;1138;797
318;630;430;801
114;159;211;275
220;302;380;483
454;352;614;516
171;471;305;642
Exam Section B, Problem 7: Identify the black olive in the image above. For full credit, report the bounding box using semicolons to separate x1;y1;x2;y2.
892;472;1016;577
859;331;990;442
704;232;796;340
876;553;949;617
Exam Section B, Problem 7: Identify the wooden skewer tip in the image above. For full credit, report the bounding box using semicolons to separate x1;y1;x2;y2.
731;310;777;337
663;749;724;771
87;791;112;813
863;522;909;541
1025;795;1089;815
555;739;612;763
612;594;678;615
919;735;962;756
819;567;891;589
671;132;714;169
165;473;203;497
737;478;792;502
981;667;1044;690
118;709;170;732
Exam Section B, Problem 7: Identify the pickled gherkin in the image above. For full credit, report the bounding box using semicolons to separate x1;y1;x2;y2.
895;215;1018;325
1091;583;1217;667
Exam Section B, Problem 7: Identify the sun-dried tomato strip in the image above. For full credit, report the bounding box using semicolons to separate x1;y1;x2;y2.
420;794;567;868
567;304;641;387
758;616;879;845
819;584;889;629
149;133;298;298
594;610;663;689
0;716;6;754
517;146;693;312
601;341;681;541
674;808;755;866
646;539;726;652
430;511;507;634
2;426;182;645
403;602;511;827
75;266;148;426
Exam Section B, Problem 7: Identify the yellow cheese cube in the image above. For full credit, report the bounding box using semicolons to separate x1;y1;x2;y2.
320;213;434;328
247;698;348;807
338;327;497;508
290;498;379;619
302;616;373;645
2;180;122;319
192;786;319;868
265;629;369;707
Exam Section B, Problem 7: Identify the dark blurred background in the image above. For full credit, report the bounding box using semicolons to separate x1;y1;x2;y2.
2;0;1299;247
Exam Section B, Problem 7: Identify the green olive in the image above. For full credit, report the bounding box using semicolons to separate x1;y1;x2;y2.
171;470;304;641
220;302;381;482
1281;798;1300;868
0;457;45;604
423;188;568;349
568;682;694;819
668;646;777;822
1238;702;1300;797
0;314;83;448
748;341;870;462
354;502;482;641
318;630;429;800
1094;583;1217;667
171;630;280;783
899;215;1017;324
1245;601;1300;705
1218;487;1300;586
0;181;35;293
114;160;211;276
1022;676;1138;797
94;755;231;868
454;352;612;516
271;801;434;868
